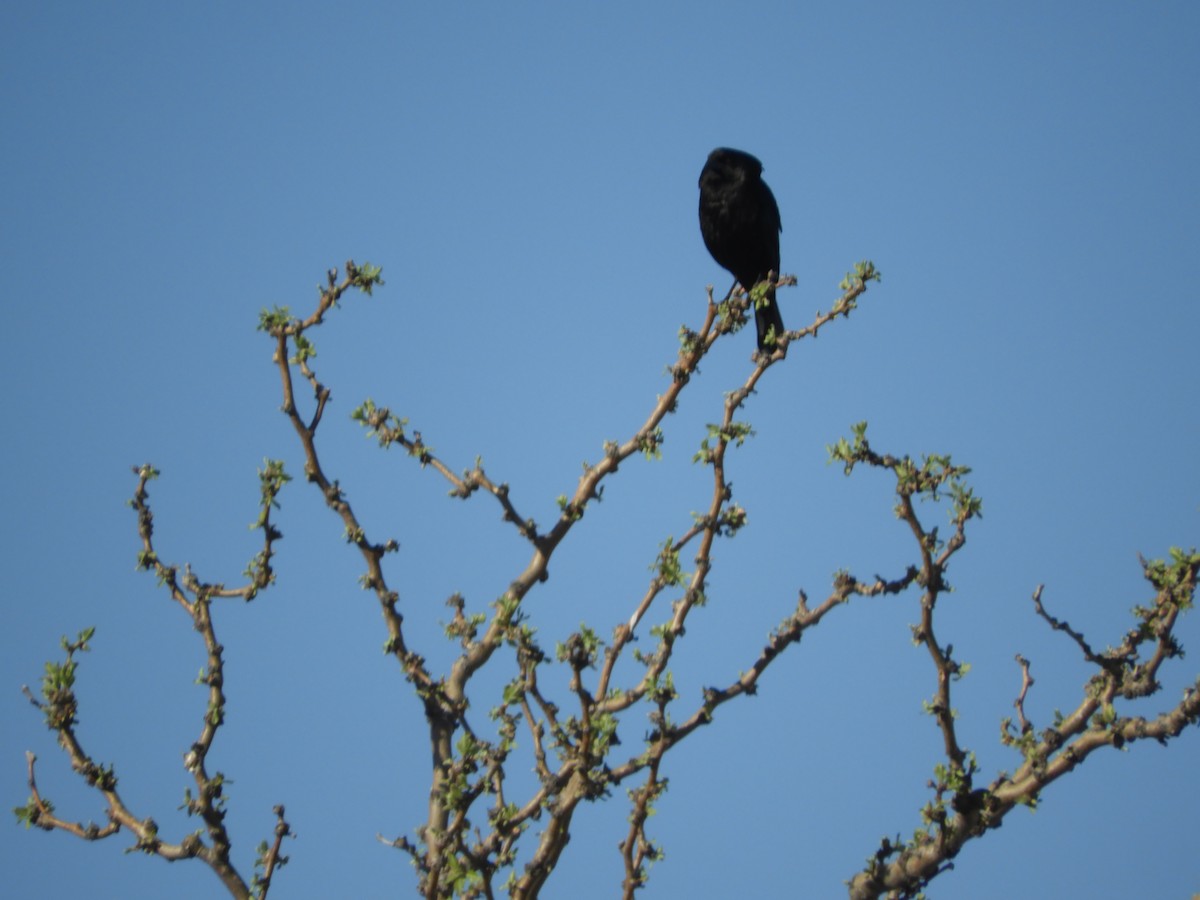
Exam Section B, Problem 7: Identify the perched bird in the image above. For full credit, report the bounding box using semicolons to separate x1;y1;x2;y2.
698;147;784;352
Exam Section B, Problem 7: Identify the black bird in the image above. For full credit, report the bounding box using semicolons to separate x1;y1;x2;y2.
698;147;784;352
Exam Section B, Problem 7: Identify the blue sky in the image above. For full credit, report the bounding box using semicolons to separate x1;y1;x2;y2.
3;3;1198;897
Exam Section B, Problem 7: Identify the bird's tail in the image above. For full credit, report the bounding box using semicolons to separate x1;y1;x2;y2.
754;285;785;353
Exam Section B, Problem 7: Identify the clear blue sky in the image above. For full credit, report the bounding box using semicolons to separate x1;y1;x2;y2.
3;3;1198;897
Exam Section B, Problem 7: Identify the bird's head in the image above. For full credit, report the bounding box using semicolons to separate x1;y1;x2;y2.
702;148;764;185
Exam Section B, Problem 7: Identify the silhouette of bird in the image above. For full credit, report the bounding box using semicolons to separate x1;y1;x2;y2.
698;147;784;352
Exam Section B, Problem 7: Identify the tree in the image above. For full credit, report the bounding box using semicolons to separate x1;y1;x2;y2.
14;261;1199;898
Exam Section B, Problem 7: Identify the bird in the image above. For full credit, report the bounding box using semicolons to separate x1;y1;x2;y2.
697;147;784;352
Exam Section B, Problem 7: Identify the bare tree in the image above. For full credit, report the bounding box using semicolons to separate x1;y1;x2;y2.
15;261;1199;898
